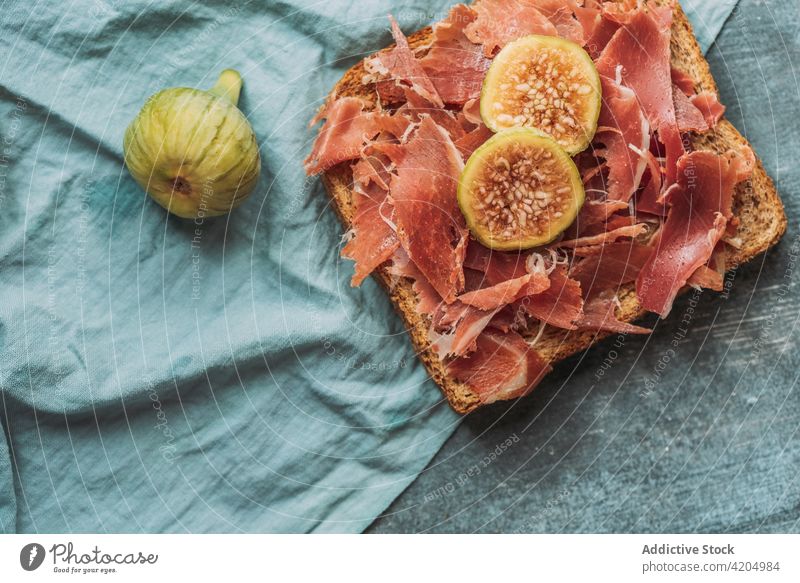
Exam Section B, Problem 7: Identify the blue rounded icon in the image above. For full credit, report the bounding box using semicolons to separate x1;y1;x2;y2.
20;543;46;571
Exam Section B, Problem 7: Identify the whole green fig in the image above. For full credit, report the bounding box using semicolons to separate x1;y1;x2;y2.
123;69;261;219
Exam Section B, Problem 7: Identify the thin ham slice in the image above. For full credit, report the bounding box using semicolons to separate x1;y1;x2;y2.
636;150;667;216
399;88;466;140
578;12;620;58
660;123;685;187
305;97;408;175
465;0;558;57
341;182;400;286
462;98;482;126
447;330;552;404
452;99;493;159
687;243;727;291
522;266;584;330
387;249;443;316
575;3;605;54
420;5;492;105
569;239;653;298
568;199;630;237
413;277;443;315
636;148;753;316
671;67;696;96
595;6;683;185
463;241;534;285
690;92;726;128
352;154;391;190
576;0;640;57
556;223;648;250
596;75;649;201
589;212;636;234
596;5;676;132
687;265;723;291
601;0;645;24
575;149;607;184
488;306;519;333
366;16;443;107
463;242;571;326
455;245;550;316
458;272;550;311
577;294;651;334
431;302;502;357
371;116;467;303
400;248;538;356
673;83;710;133
454;124;494;160
530;0;585;45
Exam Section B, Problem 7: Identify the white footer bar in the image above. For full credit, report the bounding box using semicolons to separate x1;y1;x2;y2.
1;534;797;582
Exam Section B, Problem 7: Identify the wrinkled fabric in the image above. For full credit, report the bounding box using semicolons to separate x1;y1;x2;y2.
0;0;735;533
682;0;738;52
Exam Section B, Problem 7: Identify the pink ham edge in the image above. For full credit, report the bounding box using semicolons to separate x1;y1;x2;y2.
454;98;493;159
366;16;444;108
420;5;492;105
529;0;586;45
465;245;583;331
556;223;648;249
577;0;643;58
352;154;391;190
567;199;630;238
596;5;676;129
431;251;551;357
636;148;754;317
304;97;409;175
569;239;653;299
673;83;710;133
595;5;684;186
462;98;483;126
341;181;400;286
577;293;651;334
595;75;650;202
431;245;552;357
454;125;494;160
430;302;503;357
522;266;584;330
447;329;552;405
458;272;550;311
637;149;667;216
387;249;443;316
687;265;723;291
399;88;466;140
465;0;559;57
671;67;696;96
370;116;468;303
690;92;726;128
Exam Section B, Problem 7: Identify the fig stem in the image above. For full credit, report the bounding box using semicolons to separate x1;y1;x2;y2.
208;69;242;105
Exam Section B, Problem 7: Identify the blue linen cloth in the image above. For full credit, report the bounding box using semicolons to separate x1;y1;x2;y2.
0;0;736;533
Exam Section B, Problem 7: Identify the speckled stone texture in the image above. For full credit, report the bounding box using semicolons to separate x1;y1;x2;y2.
368;0;800;534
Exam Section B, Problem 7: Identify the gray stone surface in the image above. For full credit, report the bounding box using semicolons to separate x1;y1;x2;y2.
368;0;800;534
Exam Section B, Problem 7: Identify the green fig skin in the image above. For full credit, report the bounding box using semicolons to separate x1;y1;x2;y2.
123;70;261;219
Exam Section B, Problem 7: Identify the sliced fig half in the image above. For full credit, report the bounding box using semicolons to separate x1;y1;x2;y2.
481;35;601;154
458;129;584;251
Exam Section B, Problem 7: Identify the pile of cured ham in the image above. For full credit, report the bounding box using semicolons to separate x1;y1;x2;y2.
304;0;755;405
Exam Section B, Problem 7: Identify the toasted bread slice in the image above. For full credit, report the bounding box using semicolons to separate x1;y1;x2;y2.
318;0;787;413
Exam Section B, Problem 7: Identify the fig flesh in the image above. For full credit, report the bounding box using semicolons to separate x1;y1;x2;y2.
458;129;584;251
481;35;601;154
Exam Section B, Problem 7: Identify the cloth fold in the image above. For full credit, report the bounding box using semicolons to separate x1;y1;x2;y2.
0;0;737;533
